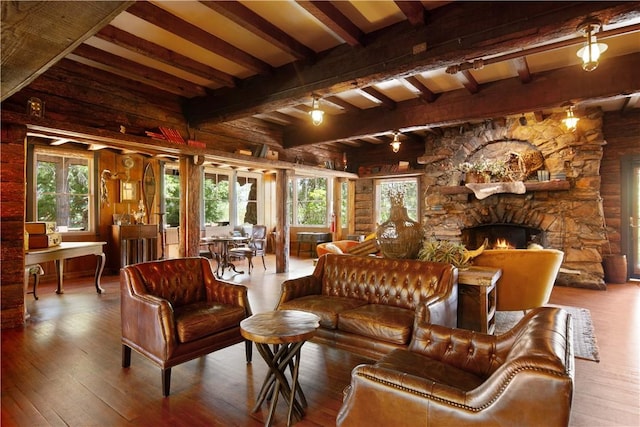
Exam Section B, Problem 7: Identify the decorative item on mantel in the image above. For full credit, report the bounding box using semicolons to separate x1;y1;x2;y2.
376;188;423;259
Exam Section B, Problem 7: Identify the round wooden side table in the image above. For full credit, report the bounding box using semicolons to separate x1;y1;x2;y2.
240;310;320;427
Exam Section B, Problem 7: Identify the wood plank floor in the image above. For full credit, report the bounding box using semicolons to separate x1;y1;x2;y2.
2;255;639;426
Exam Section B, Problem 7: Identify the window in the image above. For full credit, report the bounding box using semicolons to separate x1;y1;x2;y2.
236;174;259;225
375;178;419;224
203;171;230;225
288;176;328;226
33;147;94;233
164;164;180;227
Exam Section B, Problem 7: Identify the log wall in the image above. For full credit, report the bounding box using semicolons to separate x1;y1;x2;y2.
1;124;27;328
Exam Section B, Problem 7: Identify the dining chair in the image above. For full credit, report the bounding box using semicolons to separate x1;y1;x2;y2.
228;225;267;273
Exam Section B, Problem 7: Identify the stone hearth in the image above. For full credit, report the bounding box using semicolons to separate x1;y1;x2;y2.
421;109;608;289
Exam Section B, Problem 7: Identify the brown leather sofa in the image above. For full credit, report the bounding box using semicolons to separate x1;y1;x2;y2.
337;306;574;427
120;257;253;396
276;254;458;359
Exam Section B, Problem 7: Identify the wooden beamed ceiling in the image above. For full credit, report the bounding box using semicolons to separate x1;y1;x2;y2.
2;1;640;153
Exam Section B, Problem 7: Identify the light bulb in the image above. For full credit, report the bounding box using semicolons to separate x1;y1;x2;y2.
310;108;324;126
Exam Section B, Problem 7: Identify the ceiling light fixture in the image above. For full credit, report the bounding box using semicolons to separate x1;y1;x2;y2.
562;105;579;131
390;132;401;153
309;96;324;126
576;18;608;72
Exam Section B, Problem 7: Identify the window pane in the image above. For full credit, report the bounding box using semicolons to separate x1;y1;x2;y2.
340;180;348;227
35;151;91;232
296;177;327;225
236;175;258;224
204;172;230;225
377;179;418;224
164;170;180;227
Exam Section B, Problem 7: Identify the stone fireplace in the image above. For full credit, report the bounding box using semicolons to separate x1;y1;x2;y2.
421;108;608;289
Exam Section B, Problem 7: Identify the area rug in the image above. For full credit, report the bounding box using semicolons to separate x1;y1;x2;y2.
494;305;600;362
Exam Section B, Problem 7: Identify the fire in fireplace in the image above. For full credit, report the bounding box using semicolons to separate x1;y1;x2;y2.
462;224;545;249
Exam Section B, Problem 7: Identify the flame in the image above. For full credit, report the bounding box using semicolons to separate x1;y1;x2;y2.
494;238;513;249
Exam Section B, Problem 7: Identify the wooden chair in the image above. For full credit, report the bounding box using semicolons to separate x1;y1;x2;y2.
229;225;267;273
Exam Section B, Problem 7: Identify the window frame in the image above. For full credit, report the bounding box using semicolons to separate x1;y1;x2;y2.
30;145;96;235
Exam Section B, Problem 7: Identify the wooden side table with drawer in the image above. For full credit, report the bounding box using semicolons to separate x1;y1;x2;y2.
457;266;502;334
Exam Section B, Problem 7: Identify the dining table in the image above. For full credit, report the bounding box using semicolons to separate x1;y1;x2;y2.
201;235;249;278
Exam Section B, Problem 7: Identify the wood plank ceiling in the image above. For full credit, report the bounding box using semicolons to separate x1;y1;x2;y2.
2;1;640;152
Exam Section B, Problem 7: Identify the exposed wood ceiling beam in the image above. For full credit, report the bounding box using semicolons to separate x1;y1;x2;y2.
456;70;479;94
360;87;396;110
283;53;640;147
394;1;426;26
296;1;363;47
259;111;305;127
186;2;639;126
403;76;437;103
94;25;236;88
0;0;133;101
513;57;532;84
69;44;206;97
201;1;315;61
323;96;360;113
126;1;272;75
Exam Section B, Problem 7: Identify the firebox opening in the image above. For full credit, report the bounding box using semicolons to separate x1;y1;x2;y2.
462;224;545;250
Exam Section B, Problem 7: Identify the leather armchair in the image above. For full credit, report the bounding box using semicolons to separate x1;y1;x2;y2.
120;257;252;396
473;249;564;311
337;306;574;427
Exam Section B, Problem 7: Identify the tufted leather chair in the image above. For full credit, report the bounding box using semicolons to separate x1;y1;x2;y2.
120;257;252;396
337;306;574;427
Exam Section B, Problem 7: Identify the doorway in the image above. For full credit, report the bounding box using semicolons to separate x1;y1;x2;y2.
621;155;640;279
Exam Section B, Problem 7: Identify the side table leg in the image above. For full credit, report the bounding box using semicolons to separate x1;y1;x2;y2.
55;259;64;294
94;252;106;294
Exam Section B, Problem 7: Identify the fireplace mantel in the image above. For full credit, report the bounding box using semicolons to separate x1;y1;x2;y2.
436;180;570;195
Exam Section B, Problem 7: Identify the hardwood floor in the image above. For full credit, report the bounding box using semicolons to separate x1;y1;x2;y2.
2;255;639;426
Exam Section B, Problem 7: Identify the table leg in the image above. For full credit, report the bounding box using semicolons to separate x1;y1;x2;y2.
94;253;106;294
55;259;64;294
253;342;307;426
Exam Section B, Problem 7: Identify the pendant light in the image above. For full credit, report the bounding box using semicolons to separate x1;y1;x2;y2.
390;132;401;153
309;96;324;126
576;18;608;72
562;105;579;131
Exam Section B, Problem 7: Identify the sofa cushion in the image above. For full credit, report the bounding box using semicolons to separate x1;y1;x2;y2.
345;238;379;256
376;348;485;392
338;304;415;345
278;295;367;329
174;301;246;343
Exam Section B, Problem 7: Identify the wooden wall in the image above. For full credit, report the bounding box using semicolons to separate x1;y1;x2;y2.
601;110;640;255
1;124;27;328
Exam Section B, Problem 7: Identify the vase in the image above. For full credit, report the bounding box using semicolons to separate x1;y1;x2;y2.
376;205;423;259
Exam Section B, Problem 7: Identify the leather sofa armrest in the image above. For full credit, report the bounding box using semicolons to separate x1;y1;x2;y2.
276;275;322;308
121;268;177;358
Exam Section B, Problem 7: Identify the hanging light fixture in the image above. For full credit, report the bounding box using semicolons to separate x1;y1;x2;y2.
576;18;608;72
390;132;401;153
562;105;579;131
309;96;324;126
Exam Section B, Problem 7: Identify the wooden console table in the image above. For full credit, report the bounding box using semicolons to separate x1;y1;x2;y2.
296;232;332;257
25;242;107;294
457;266;502;334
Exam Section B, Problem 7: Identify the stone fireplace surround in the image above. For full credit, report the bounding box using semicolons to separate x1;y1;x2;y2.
422;109;608;289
